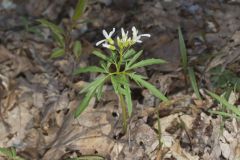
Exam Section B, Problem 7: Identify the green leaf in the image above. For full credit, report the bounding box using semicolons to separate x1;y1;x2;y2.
122;76;132;116
37;19;64;34
72;0;87;22
10;148;16;157
188;67;201;99
208;110;240;119
73;40;82;58
73;66;106;75
0;147;25;160
110;50;117;64
0;147;13;157
126;72;147;86
111;75;120;94
123;49;136;59
116;75;130;86
178;26;188;71
74;90;95;118
75;76;108;117
28;27;41;35
37;19;65;47
111;75;132;115
80;76;107;94
100;61;109;73
111;75;130;91
127;58;166;70
206;90;240;117
51;32;65;47
210;66;240;92
129;73;168;102
50;48;65;58
96;81;104;101
126;50;143;69
15;157;25;160
93;50;111;62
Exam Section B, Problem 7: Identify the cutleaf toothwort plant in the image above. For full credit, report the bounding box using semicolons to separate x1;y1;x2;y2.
74;27;168;132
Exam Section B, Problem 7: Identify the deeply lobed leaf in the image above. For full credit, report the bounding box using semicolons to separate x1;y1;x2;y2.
126;50;143;69
80;76;108;94
93;50;112;63
127;58;166;70
111;75;120;94
73;66;106;75
121;76;133;116
74;90;95;118
75;76;107;118
123;49;136;59
129;73;168;102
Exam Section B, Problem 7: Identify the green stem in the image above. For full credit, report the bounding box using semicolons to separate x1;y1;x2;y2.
118;94;128;133
117;50;123;72
109;71;128;76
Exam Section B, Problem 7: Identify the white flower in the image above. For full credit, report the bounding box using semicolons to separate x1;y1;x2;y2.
121;28;129;42
102;42;116;50
132;26;151;43
95;27;151;51
96;28;116;46
117;28;133;49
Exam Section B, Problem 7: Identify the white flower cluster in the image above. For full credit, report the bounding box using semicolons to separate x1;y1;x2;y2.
96;27;151;50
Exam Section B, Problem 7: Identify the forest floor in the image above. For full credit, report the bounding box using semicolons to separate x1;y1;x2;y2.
0;0;240;159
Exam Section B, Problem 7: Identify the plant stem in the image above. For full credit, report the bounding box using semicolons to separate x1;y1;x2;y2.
183;70;188;94
117;49;123;72
116;49;128;133
118;94;128;133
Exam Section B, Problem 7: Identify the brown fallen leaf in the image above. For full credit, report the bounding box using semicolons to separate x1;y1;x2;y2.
0;45;14;63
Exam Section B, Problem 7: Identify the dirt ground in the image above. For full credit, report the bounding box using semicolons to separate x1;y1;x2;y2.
0;0;240;159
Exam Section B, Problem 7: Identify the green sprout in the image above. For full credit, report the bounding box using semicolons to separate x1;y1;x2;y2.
37;0;87;60
0;147;25;160
74;27;168;133
207;90;240;119
178;27;202;100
